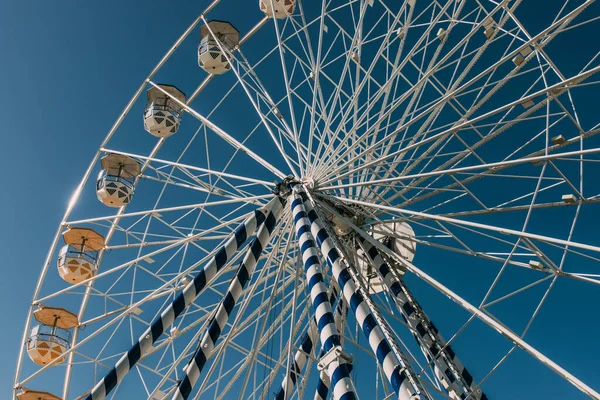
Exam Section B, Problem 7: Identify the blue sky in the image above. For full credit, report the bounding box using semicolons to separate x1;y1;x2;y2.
0;0;211;393
2;1;600;399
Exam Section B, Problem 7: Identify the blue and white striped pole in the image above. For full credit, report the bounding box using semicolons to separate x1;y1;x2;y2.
84;198;279;400
313;298;348;400
289;187;357;400
359;238;487;400
276;322;319;400
172;198;283;400
275;287;341;400
275;294;350;400
314;371;330;400
277;302;350;400
276;303;350;400
297;188;421;400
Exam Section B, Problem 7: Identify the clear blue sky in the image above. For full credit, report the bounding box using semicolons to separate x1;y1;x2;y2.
2;1;599;399
0;0;214;393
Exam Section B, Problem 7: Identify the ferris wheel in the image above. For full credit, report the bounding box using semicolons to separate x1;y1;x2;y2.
13;0;600;399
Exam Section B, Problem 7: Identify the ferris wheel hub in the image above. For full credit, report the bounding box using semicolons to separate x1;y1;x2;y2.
273;175;299;197
300;176;315;189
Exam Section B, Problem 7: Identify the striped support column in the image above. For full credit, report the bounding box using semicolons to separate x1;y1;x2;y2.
276;321;319;400
172;198;283;400
313;299;348;400
275;288;341;400
359;238;487;400
289;188;357;400
298;189;421;400
274;299;349;400
314;371;330;400
84;198;279;400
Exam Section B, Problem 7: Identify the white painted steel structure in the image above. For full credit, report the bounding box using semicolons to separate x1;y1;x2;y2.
14;0;600;399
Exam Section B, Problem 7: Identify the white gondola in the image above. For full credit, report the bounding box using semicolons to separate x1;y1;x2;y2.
358;221;416;293
27;306;78;366
143;84;186;138
96;153;140;208
259;0;296;19
57;227;105;284
198;21;239;75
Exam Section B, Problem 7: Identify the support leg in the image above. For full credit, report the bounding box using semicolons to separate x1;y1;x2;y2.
83;198;281;400
289;187;358;399
359;237;487;400
312;299;349;400
172;199;283;399
314;371;331;400
298;188;426;400
276;288;339;400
